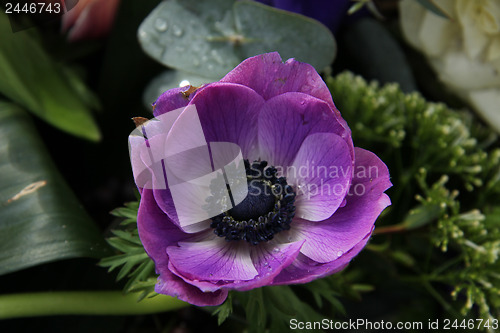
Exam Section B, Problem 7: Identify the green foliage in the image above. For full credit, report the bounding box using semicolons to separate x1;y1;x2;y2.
328;72;500;329
0;102;109;276
211;273;362;332
0;13;101;141
213;293;234;326
231;286;323;333
99;202;157;302
138;0;335;81
417;172;500;324
341;18;417;93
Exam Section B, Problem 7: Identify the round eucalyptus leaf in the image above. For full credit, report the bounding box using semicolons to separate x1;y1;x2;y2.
138;0;336;78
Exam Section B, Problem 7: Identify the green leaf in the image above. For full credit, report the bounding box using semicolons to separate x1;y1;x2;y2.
401;204;442;230
233;1;336;70
138;0;239;79
0;13;101;141
266;286;323;332
340;18;417;92
389;251;416;267
99;201;158;301
212;293;233;326
138;0;336;78
0;102;110;276
302;278;345;315
245;288;267;333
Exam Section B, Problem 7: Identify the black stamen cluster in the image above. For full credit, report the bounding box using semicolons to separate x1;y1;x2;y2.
209;160;296;245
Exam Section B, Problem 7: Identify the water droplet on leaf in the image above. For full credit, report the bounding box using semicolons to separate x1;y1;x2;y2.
154;18;168;32
172;25;183;37
138;30;150;42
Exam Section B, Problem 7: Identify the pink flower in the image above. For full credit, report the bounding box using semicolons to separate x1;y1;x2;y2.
61;0;120;41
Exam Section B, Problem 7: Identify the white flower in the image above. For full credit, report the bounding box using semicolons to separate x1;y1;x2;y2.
399;0;500;132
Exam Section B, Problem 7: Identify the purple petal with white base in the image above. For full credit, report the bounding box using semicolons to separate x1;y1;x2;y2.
168;237;258;282
155;269;228;306
273;148;391;283
272;232;372;285
137;189;227;306
168;239;304;292
258;92;351;167
288;132;352;221
187;83;265;158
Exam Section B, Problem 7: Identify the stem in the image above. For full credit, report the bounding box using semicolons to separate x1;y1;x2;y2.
0;291;188;319
421;280;460;318
373;224;407;234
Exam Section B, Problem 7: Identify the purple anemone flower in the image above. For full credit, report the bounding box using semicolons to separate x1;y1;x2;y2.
129;52;391;306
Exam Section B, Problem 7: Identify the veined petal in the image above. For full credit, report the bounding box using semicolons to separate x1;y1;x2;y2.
137;188;228;306
220;52;336;110
170;240;304;292
276;148;390;264
137;188;189;267
187;83;265;159
272;232;371;285
155;269;228;306
288;133;352;221
258;92;352;168
167;237;258;282
235;240;304;291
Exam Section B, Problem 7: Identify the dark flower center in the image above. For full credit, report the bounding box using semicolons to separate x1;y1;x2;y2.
209;160;296;245
228;179;275;221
